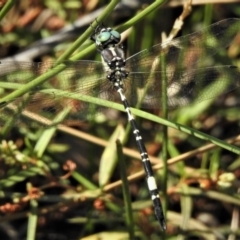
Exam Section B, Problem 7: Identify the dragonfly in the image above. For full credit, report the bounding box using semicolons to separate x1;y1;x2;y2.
0;18;240;230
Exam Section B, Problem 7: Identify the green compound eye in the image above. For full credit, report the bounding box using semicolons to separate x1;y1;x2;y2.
110;30;120;40
96;32;111;43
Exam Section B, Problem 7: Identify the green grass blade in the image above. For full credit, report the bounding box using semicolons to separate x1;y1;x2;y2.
0;0;16;21
27;199;38;240
6;85;239;155
117;0;168;32
116;136;135;239
33;106;72;157
26;88;240;155
71;171;97;190
99;124;124;187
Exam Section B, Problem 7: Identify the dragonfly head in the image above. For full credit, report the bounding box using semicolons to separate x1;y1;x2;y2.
90;24;121;50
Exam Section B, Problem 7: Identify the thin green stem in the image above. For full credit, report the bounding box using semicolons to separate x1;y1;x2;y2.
203;4;213;27
7;87;240;155
160;52;168;219
0;0;16;21
27;199;38;240
116;139;135;239
71;171;97;190
117;0;168;32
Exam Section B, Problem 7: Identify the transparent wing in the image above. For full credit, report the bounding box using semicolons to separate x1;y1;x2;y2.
125;66;240;109
127;18;240;72
123;18;240;109
0;61;121;127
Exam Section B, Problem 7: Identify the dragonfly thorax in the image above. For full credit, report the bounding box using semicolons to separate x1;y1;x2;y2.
101;46;128;85
101;47;125;68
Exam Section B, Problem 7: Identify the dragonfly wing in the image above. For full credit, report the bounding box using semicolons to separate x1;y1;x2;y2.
127;65;240;109
0;61;120;127
126;18;240;73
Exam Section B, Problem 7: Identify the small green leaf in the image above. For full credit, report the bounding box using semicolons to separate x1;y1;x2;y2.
99;124;125;187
